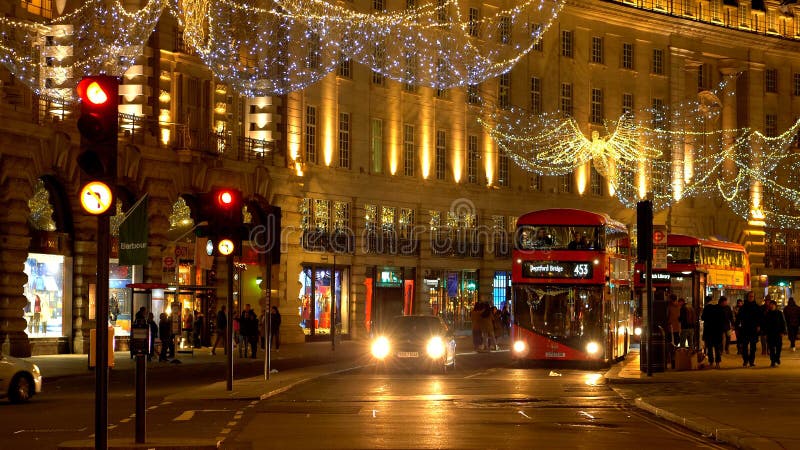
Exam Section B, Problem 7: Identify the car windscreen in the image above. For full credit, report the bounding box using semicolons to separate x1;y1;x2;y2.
388;317;444;337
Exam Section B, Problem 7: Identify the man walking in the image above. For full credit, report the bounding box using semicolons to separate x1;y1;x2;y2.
763;300;787;367
240;304;258;358
737;291;762;367
211;305;227;355
701;296;726;369
719;297;734;354
782;297;800;351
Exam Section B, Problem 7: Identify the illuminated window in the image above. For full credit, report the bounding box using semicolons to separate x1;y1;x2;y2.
469;8;480;37
305;106;317;164
766;68;778;93
652;49;664;75
468;135;479;184
652;98;666;130
372;44;385;86
337;56;352;79
467;84;481;105
766;114;778;137
531;24;544;51
435;130;447;180
561;83;573;117
622;43;634;70
591;36;604;64
590;88;604;124
622;92;634;115
561;30;573;58
498;72;511;109
404;124;415;177
530;77;542;114
338;112;350;169
498;152;509;187
499;16;511;44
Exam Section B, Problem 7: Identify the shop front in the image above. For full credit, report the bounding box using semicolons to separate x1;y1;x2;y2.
298;264;350;341
423;269;479;331
364;267;414;334
24;231;71;354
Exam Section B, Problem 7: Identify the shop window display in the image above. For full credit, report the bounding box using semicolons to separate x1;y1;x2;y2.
23;253;65;337
109;262;134;336
298;266;349;337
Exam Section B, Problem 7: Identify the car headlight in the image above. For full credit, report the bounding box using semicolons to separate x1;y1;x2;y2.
32;364;40;375
426;337;446;359
371;336;391;359
512;340;527;354
634;327;642;336
586;341;600;355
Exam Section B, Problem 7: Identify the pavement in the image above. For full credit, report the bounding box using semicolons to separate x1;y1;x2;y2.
23;338;800;449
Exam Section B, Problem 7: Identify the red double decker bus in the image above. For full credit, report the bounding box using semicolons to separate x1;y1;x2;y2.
633;234;750;326
510;209;634;363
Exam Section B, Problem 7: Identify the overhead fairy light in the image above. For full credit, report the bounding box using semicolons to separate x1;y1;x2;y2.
481;74;800;227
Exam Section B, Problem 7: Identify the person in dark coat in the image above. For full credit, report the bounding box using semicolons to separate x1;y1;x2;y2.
701;296;726;369
240;304;258;358
719;297;734;354
763;300;787;367
733;298;744;355
147;312;158;362
736;291;763;367
270;306;282;350
158;312;173;362
760;295;771;355
212;306;227;355
782;297;800;351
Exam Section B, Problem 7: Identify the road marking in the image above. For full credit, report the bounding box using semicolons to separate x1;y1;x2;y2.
148;406;159;410
108;425;117;430
579;411;595;420
372;409;378;418
227;421;237;427
160;401;173;406
14;427;87;434
173;409;231;422
518;411;532;420
220;428;231;434
129;414;136;418
120;418;131;423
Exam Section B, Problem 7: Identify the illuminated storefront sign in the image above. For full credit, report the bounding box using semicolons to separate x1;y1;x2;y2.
522;261;593;279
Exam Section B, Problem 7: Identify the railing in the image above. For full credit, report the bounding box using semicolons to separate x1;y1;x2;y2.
764;229;800;269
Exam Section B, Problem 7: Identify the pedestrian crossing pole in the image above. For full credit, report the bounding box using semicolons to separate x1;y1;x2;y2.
226;256;234;391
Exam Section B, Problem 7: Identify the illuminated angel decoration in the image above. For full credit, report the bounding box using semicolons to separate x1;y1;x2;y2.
479;110;662;180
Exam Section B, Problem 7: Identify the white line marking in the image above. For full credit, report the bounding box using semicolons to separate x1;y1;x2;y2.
174;411;195;421
518;411;532;420
227;421;237;427
120;418;131;423
148;406;158;410
220;428;231;434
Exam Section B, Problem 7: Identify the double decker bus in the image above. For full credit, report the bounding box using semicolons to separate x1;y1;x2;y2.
510;209;634;363
633;235;750;328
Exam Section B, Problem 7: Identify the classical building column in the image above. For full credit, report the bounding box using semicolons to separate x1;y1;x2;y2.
72;221;100;354
142;191;173;283
669;48;694;201
0;172;33;356
719;63;741;180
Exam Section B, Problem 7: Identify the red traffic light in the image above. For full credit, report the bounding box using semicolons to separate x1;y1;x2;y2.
217;190;234;206
76;75;119;185
78;79;110;105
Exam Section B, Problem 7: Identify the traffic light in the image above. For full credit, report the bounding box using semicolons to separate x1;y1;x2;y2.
199;187;244;257
637;200;653;262
76;75;119;182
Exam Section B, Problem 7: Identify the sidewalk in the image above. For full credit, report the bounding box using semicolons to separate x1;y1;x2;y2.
605;346;800;450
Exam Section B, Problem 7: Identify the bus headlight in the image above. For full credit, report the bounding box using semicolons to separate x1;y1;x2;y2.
512;340;527;354
426;337;446;359
634;327;642;336
371;336;391;360
586;341;600;355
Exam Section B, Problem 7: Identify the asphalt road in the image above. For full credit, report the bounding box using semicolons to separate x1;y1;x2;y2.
0;350;734;450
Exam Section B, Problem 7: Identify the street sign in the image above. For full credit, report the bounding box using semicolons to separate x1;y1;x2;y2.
162;256;175;269
653;225;667;269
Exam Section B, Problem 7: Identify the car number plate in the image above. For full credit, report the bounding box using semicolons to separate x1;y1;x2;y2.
397;351;419;358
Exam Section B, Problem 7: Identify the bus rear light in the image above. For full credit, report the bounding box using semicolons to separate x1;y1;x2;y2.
512;340;528;355
634;327;642;336
586;341;600;355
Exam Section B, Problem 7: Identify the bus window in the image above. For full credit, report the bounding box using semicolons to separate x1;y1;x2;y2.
517;226;603;251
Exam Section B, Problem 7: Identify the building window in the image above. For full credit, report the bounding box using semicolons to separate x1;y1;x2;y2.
794;73;800;96
404;124;415;176
338;112;350;169
371;118;383;174
365;204;377;232
531;77;542;114
468;8;480;37
530;77;542;114
498;72;511;109
437;0;447;23
622;92;634;115
622;42;634;69
652;98;666;130
372;44;385;85
399;208;415;239
590;166;602;196
710;0;721;22
492;271;511;309
499;16;511;44
404;52;418;92
531;23;544;51
590;88;604;124
307;33;321;69
591;36;604;64
305;105;317;164
467;84;481;105
561;82;573;117
406;0;415;8
468;135;479;184
768;9;777;32
435;129;447;180
682;0;694;16
382;206;396;232
561;30;573;58
529;174;542;191
766;68;778;93
698;64;710;91
739;2;750;28
337;56;352;78
559;172;573;193
373;0;384;10
314;199;331;232
766;114;778;137
652;49;664;75
498;152;509;187
334;201;350;232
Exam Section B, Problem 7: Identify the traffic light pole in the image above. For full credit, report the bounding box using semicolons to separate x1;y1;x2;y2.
264;255;272;381
95;215;110;450
226;256;234;391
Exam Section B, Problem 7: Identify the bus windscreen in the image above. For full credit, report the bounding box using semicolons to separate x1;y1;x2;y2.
517;225;604;251
513;285;604;344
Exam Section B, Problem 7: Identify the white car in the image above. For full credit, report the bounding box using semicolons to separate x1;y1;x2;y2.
0;354;42;403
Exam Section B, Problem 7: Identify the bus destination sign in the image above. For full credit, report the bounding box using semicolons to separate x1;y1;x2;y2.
522;261;593;279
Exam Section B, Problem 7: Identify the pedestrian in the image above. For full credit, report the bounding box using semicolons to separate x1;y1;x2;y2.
492;307;504;348
270;306;281;350
760;295;771;355
147;312;158;362
736;291;762;367
666;294;682;348
763;300;787;367
719;297;734;354
678;298;695;348
240;303;258;358
470;303;483;351
211;305;227;355
193;310;204;348
782;297;800;351
158;312;172;362
701;296;726;369
480;302;496;351
733;298;744;355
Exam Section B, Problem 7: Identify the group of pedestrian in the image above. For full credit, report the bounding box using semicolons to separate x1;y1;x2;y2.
132;306;175;363
666;295;698;349
733;292;788;368
210;304;282;358
470;301;509;352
